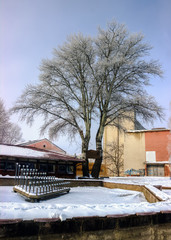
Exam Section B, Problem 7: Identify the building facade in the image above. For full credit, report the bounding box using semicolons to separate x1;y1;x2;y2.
103;113;136;176
103;114;171;177
125;129;171;176
0;144;84;178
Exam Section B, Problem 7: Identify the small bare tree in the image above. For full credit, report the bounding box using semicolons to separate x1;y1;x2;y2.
0;99;23;144
104;143;124;176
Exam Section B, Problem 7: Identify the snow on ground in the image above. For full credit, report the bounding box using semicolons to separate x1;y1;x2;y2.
0;184;171;221
104;176;171;187
163;190;171;196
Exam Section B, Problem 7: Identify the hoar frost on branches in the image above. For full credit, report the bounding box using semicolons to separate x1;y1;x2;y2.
12;34;99;176
91;22;163;177
12;21;163;178
0;99;23;144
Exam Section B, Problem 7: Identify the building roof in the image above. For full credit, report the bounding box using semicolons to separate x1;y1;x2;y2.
134;119;146;130
0;144;84;163
126;128;170;133
19;138;66;153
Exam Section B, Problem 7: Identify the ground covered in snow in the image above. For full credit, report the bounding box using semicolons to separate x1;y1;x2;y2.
105;176;171;188
0;182;171;221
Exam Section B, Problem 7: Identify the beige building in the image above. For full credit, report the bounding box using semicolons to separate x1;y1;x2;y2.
103;112;139;176
124;131;146;175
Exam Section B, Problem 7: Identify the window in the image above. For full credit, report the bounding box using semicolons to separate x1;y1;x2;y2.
27;163;36;169
67;165;74;174
18;162;35;169
48;164;55;173
146;151;156;163
0;161;6;170
147;165;164;176
39;164;47;172
58;164;74;175
6;162;15;170
58;165;67;174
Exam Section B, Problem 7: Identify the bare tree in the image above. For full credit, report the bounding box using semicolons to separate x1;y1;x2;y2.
104;143;124;176
91;21;163;178
0;99;23;144
12;21;163;178
168;103;171;159
11;34;100;176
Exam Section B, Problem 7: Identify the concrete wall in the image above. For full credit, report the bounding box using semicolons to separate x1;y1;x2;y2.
124;132;145;172
1;213;171;240
0;178;103;187
0;178;15;186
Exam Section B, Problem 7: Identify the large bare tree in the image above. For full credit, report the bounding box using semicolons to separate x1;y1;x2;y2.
12;34;100;176
91;21;163;177
12;21;163;178
0;99;23;144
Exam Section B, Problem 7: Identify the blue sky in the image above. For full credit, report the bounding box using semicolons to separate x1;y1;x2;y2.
0;0;171;153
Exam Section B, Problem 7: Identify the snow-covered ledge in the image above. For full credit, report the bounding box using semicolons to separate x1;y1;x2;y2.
103;181;171;203
144;185;171;201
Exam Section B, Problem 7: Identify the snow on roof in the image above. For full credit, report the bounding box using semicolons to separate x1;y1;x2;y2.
126;128;170;133
146;161;170;165
0;144;83;162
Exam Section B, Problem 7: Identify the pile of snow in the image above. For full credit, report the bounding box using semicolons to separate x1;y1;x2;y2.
0;186;171;221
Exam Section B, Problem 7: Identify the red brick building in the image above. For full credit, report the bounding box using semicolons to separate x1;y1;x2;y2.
145;129;171;176
20;138;66;154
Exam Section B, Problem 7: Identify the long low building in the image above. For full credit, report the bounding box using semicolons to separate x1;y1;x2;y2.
0;144;84;178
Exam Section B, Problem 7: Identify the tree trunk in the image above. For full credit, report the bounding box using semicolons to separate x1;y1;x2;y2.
91;112;106;178
82;159;89;177
81;141;89;177
91;138;103;178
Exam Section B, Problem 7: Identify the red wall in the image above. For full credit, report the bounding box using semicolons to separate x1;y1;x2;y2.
27;139;66;154
145;130;171;162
